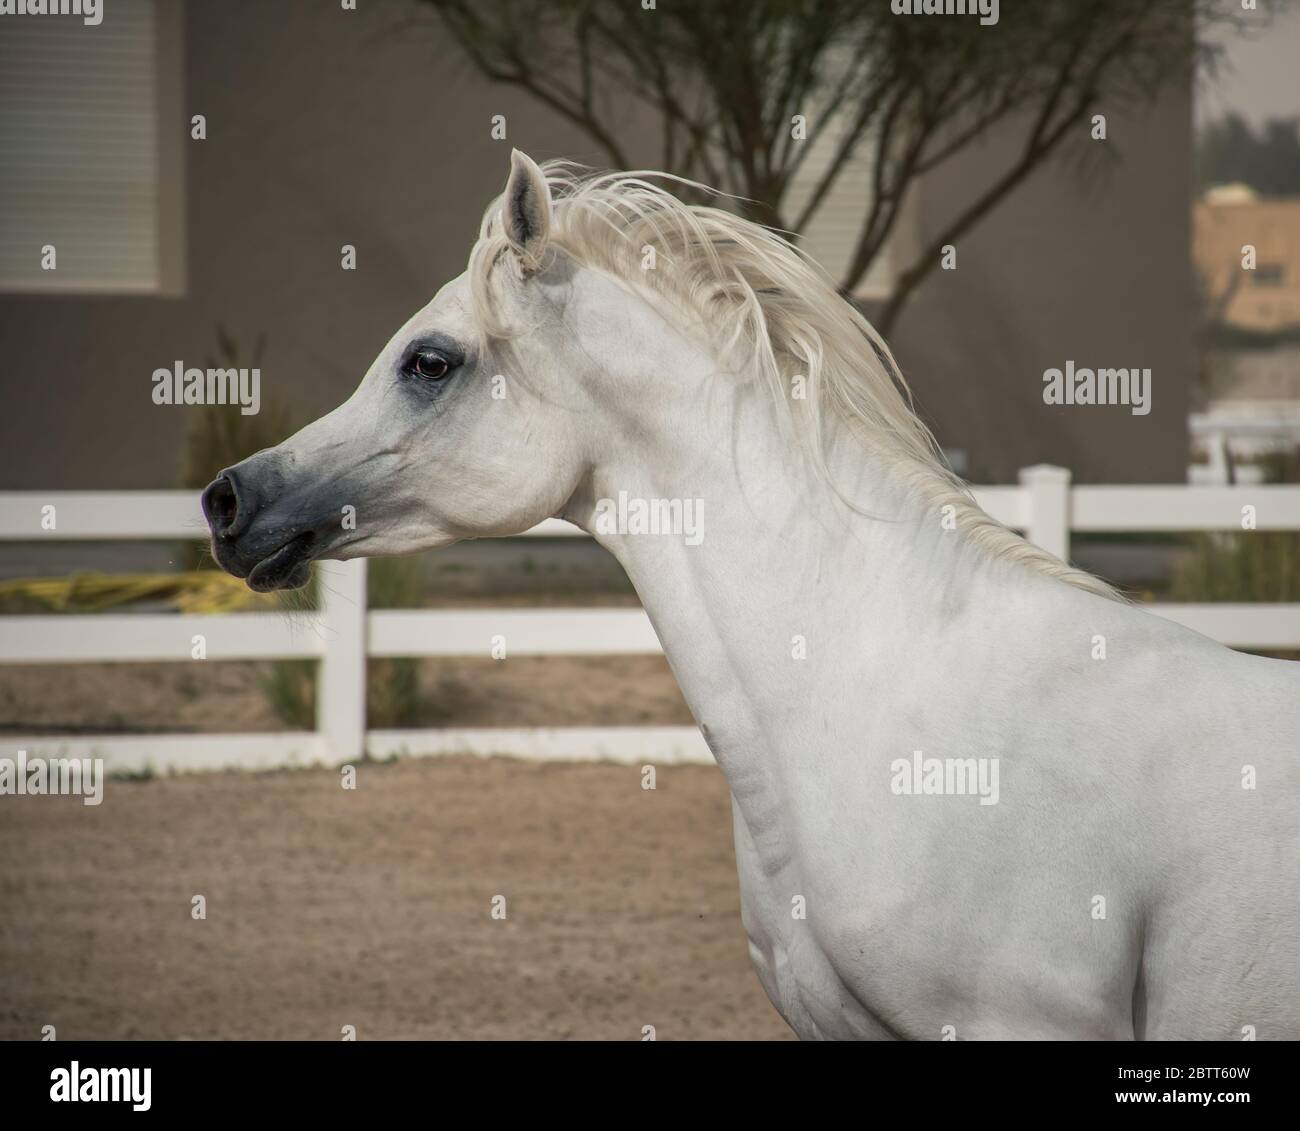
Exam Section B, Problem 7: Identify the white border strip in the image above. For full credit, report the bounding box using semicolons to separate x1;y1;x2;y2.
1;726;712;774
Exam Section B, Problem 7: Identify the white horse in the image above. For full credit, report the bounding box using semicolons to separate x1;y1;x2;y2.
204;151;1300;1040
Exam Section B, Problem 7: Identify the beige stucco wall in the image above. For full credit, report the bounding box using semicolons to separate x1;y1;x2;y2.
0;0;1193;489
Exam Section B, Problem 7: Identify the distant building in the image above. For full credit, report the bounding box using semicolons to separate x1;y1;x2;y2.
1191;185;1300;483
1195;185;1300;335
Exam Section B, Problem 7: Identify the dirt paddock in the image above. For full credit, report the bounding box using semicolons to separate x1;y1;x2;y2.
0;755;792;1041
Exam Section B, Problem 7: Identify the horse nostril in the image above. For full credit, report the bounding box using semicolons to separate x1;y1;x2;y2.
202;475;241;537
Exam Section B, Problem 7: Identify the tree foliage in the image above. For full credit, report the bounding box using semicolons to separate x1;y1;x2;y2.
1199;113;1300;195
420;0;1289;332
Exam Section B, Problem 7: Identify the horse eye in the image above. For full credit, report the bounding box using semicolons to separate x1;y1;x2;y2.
412;352;450;380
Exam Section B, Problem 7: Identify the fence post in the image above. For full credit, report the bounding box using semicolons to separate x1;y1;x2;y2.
1018;464;1072;563
317;558;368;764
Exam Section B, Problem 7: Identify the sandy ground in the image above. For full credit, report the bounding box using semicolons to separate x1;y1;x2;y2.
0;655;693;733
0;755;793;1041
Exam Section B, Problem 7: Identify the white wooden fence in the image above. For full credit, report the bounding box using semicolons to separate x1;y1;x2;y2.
2;464;1299;773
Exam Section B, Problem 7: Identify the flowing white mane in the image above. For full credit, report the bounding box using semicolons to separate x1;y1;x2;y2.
470;161;1118;601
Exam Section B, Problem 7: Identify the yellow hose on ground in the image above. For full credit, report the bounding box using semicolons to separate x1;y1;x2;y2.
0;571;265;613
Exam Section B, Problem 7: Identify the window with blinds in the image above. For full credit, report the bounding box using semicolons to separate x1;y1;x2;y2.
783;51;900;300
0;0;182;294
785;113;896;300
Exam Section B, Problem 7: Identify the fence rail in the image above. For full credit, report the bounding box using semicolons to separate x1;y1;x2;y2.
1;464;1297;773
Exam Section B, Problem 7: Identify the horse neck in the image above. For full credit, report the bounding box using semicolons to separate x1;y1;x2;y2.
573;378;1004;800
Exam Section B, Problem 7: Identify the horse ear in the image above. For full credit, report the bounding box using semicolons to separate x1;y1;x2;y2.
501;149;552;272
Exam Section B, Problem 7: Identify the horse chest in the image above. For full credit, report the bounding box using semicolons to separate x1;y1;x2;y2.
730;797;903;1039
735;863;903;1039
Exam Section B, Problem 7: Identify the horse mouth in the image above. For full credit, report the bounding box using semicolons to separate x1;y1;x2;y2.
246;532;316;592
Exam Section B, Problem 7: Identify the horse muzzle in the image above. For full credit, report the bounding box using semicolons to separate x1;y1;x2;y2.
201;463;322;592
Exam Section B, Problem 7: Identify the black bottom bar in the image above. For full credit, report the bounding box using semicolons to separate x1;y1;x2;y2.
1;1039;1293;1117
